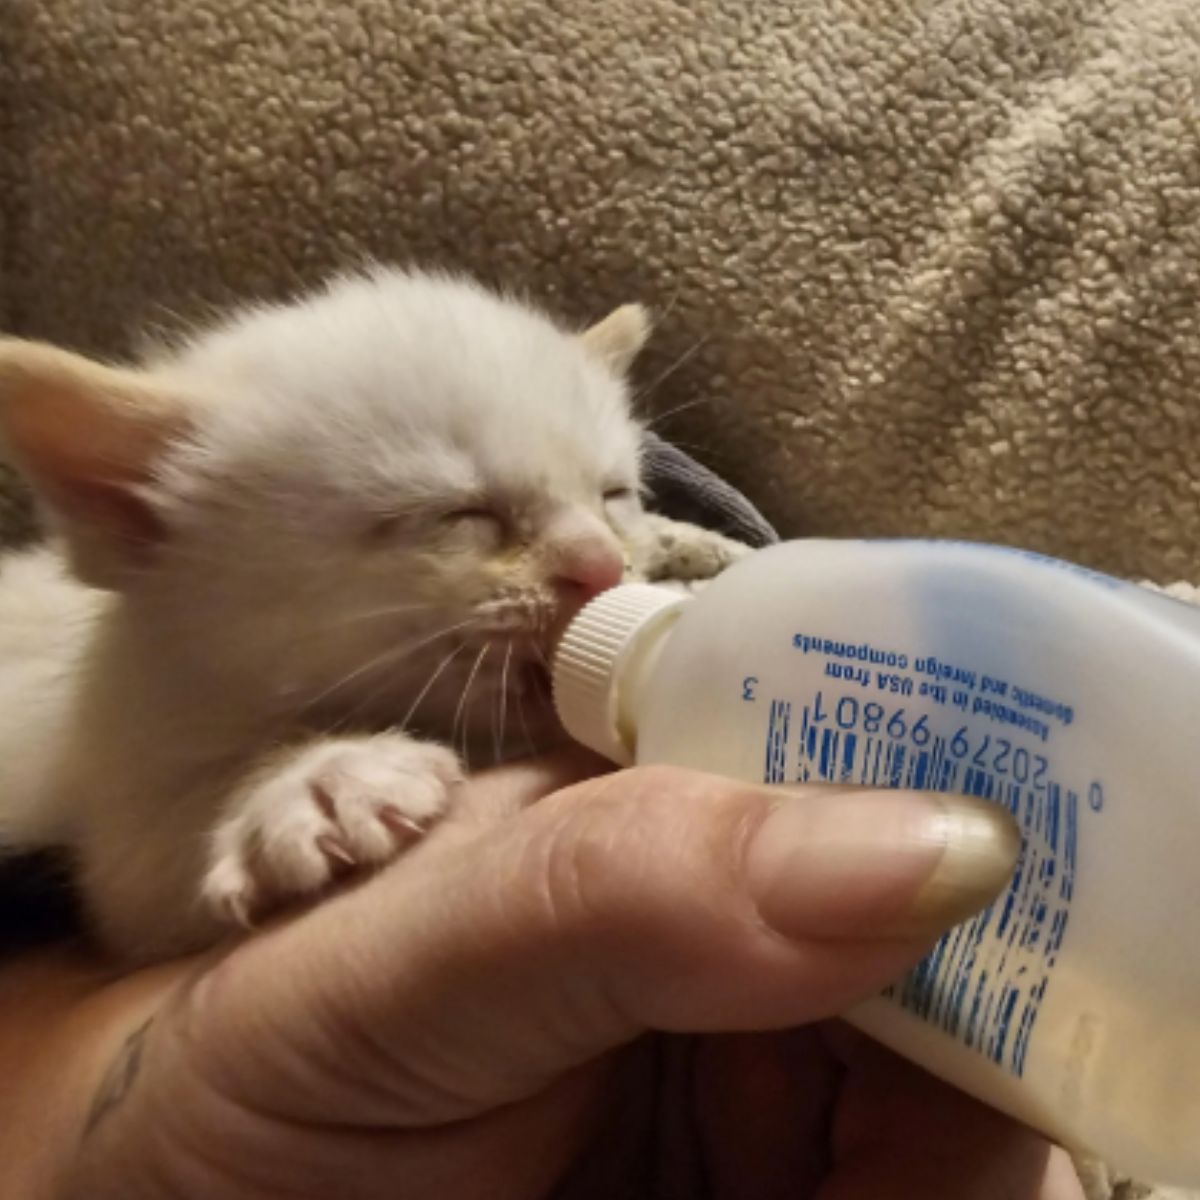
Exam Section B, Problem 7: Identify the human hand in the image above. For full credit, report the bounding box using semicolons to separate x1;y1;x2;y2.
4;751;1081;1199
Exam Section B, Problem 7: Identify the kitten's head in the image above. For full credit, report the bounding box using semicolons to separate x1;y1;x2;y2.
0;270;651;748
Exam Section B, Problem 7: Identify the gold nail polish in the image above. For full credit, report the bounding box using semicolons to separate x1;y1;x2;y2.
894;794;1021;937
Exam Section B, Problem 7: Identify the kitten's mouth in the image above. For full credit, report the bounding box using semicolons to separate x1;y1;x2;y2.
517;658;553;702
434;640;559;756
449;633;555;706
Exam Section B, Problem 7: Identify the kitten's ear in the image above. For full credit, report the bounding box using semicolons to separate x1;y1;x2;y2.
580;304;651;375
0;340;191;588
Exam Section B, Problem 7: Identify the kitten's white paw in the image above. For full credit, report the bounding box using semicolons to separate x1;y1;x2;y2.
651;577;715;596
202;734;462;926
628;515;753;585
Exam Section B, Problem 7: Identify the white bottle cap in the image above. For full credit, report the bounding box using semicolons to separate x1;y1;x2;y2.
552;583;688;764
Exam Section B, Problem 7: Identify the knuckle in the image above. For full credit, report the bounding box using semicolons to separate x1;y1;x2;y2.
530;765;766;932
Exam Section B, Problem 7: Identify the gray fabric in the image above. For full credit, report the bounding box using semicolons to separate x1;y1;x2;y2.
641;432;779;547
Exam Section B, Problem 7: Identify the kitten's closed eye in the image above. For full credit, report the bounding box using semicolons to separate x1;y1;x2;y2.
442;505;500;526
363;505;506;548
439;505;507;546
603;485;640;526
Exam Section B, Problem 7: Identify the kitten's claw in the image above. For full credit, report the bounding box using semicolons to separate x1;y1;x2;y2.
316;833;356;869
378;806;428;843
221;890;255;931
202;734;463;926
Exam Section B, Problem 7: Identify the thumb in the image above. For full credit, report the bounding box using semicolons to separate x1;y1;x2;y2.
191;766;1019;1129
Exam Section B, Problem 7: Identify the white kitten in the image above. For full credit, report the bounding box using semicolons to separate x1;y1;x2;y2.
0;269;743;961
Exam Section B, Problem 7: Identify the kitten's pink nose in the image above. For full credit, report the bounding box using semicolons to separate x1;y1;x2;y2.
560;551;625;600
546;521;626;604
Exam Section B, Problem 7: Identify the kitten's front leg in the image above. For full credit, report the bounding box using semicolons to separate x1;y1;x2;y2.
202;733;462;926
625;513;752;590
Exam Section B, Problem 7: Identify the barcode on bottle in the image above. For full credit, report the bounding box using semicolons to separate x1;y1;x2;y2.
764;697;1078;1077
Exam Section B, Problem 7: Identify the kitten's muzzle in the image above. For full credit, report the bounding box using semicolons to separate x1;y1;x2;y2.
540;514;625;604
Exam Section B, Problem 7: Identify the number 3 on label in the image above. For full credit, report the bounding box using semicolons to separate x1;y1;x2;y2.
742;676;758;701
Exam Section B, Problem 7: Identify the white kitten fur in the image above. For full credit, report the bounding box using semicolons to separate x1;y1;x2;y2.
0;269;741;961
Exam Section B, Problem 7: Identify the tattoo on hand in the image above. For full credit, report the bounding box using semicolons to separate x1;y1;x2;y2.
83;1017;154;1139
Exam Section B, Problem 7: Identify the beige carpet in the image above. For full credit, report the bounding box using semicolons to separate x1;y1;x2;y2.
2;1;1199;1194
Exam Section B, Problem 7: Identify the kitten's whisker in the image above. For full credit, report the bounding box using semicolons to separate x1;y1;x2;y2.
398;642;468;733
133;594;440;646
452;644;489;771
489;669;502;768
647;433;725;458
331;601;437;626
633;336;711;409
493;639;513;766
267;602;440;648
304;617;480;711
513;674;537;762
332;634;464;735
655;286;684;325
643;394;716;430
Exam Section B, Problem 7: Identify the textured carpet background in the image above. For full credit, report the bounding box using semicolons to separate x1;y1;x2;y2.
2;1;1199;1194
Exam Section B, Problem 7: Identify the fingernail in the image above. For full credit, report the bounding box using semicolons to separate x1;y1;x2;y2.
745;789;1020;941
